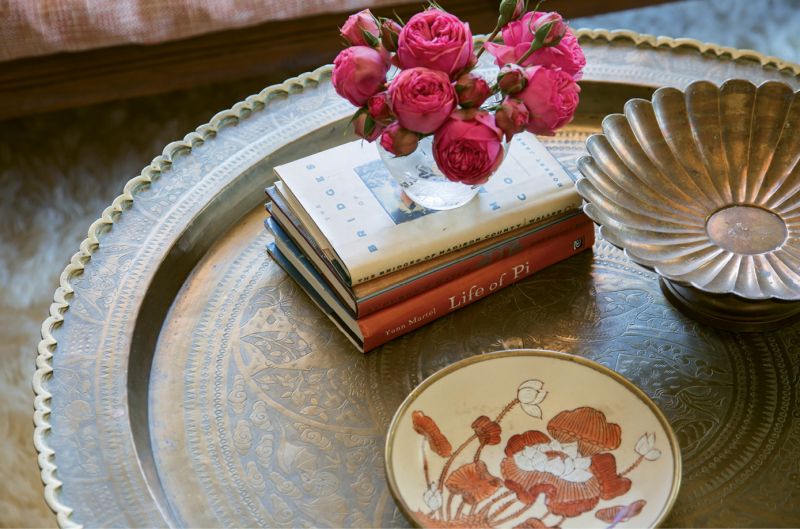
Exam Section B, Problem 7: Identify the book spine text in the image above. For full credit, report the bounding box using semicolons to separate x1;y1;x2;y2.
357;221;595;351
357;214;589;316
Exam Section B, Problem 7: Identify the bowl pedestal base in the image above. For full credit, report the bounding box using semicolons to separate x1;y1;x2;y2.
660;278;800;332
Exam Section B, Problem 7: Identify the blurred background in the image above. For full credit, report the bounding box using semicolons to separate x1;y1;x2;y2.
1;0;798;526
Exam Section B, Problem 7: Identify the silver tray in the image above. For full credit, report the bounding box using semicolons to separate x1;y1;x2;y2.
35;30;800;528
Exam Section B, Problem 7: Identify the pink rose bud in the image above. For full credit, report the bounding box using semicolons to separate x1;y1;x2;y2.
455;73;492;108
340;9;381;47
498;0;525;26
495;97;529;141
380;18;403;52
512;0;525;20
532;12;568;46
517;65;580;135
332;46;389;107
380;122;419;156
352;110;383;142
367;91;393;124
396;9;474;78
497;63;527;94
389;67;457;133
433;110;505;185
483;11;585;79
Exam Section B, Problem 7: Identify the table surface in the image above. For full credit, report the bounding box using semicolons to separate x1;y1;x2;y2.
35;30;800;528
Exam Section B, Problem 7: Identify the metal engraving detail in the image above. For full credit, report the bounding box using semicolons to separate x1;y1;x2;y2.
34;30;800;528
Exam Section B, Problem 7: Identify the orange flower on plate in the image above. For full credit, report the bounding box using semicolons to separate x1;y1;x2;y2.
501;430;601;516
504;430;551;457
547;406;622;456
412;410;453;457
472;415;502;445
445;461;502;504
589;453;631;501
500;407;632;519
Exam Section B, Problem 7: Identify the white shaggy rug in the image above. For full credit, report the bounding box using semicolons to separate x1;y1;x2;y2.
1;0;798;526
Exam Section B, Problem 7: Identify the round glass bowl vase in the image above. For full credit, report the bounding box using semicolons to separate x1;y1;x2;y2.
576;79;800;331
378;135;506;210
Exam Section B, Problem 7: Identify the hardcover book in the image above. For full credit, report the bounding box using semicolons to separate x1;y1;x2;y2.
273;133;580;285
267;187;588;317
267;216;594;352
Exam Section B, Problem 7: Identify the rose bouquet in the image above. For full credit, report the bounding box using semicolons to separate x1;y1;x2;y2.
332;1;584;204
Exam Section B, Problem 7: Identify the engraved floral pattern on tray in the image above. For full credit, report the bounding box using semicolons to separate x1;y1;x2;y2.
407;380;663;528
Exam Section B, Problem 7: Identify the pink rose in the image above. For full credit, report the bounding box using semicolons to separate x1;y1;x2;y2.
380;123;419;156
511;0;525;20
532;12;568;46
455;73;492;109
517;66;580;135
332;46;389;107
381;18;403;52
367;91;393;124
484;11;586;79
396;9;474;77
340;9;381;47
495;97;529;140
498;0;526;25
352;111;383;142
389;67;456;133
497;63;527;94
433;110;505;185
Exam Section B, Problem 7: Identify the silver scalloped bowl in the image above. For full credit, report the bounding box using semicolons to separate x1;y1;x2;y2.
577;79;800;331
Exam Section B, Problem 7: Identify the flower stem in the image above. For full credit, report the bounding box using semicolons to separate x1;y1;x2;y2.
455;500;466;521
446;492;455;521
421;439;430;487
496;398;520;423
478;490;514;516
474;398;520;462
437;434;477;490
492;502;536;526
516;41;543;65
488;498;517;521
476;25;501;59
621;453;646;476
473;442;487;463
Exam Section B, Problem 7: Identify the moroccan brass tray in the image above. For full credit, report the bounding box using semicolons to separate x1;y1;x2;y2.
35;31;800;528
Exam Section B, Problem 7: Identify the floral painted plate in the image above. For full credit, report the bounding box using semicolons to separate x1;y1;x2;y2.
385;350;681;529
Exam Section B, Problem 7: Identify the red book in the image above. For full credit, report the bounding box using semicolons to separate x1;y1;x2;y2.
269;217;594;352
267;185;587;317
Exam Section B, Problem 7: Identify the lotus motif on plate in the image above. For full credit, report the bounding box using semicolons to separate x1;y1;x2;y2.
408;380;661;528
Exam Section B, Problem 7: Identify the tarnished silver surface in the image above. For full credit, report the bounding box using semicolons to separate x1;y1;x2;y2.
576;79;800;330
35;31;800;528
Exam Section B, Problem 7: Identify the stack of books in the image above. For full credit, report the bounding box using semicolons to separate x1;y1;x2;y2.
265;134;594;352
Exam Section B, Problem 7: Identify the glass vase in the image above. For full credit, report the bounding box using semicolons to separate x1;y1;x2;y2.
377;136;506;211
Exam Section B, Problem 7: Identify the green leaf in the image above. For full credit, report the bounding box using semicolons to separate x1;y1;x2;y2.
364;115;376;135
362;30;380;48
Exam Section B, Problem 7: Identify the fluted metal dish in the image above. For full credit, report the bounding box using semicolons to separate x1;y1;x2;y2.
577;79;800;331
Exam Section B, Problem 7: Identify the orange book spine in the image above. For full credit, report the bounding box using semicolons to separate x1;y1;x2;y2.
357;213;590;317
357;220;595;352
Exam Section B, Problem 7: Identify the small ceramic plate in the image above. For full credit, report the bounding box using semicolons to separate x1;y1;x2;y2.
385;350;681;529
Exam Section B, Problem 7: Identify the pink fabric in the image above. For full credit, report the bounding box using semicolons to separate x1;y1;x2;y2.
0;0;408;62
